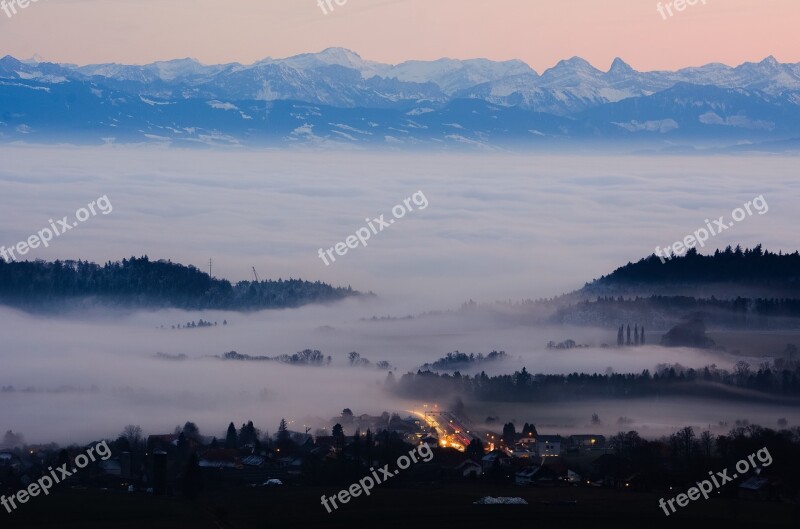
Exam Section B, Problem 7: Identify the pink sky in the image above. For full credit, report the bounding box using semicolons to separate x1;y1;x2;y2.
0;0;797;70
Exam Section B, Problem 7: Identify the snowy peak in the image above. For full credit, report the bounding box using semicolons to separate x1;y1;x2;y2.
382;57;533;94
0;55;23;69
278;47;384;77
549;56;600;73
760;55;779;67
608;57;634;75
4;51;800;149
315;47;367;66
21;54;46;65
148;58;206;80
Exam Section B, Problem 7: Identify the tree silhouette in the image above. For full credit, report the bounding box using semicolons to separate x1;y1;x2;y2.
2;430;24;448
225;422;238;449
466;438;485;461
352;429;362;466
276;418;295;451
238;421;259;446
332;423;345;451
364;429;373;466
120;425;142;448
182;422;200;442
502;422;516;446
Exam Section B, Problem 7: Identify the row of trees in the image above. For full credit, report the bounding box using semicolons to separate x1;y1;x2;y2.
220;349;332;365
419;351;507;371
617;324;645;346
390;358;800;402
554;295;800;329
167;319;224;329
604;424;800;490
347;352;392;370
117;418;297;454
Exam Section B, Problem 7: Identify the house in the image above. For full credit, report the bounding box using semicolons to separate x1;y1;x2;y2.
420;435;438;446
738;475;776;501
198;449;238;469
566;469;582;485
481;450;511;471
241;455;266;468
200;451;278;486
282;456;304;476
455;460;482;478
568;435;606;451
272;455;305;475
310;444;337;460
515;466;539;486
100;459;122;476
515;464;566;486
536;435;562;458
510;444;535;459
0;452;20;468
387;416;418;433
146;434;178;453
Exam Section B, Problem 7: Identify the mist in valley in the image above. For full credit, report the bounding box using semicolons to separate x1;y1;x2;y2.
1;147;798;444
0;300;789;444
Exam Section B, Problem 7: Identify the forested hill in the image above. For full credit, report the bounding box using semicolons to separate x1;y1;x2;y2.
0;256;362;311
582;245;800;296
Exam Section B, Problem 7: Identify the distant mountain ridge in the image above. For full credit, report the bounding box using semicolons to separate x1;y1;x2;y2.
2;49;800;150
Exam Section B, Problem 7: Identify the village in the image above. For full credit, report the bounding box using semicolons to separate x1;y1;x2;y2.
0;405;779;503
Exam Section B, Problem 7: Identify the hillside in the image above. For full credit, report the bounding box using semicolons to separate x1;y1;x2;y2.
581;245;800;298
0;256;362;312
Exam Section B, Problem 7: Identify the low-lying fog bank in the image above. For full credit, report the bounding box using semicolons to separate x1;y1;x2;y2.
0;303;787;444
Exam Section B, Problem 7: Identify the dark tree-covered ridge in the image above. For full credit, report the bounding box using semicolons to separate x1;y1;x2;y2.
586;245;800;289
391;355;800;404
0;256;362;311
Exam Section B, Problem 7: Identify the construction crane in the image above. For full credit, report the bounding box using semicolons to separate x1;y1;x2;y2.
252;267;261;283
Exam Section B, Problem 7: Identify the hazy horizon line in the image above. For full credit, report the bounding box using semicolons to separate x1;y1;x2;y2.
10;48;796;75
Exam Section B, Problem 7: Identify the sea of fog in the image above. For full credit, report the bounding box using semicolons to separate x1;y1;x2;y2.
0;147;798;443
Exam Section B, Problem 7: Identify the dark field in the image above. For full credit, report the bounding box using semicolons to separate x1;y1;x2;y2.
3;484;796;529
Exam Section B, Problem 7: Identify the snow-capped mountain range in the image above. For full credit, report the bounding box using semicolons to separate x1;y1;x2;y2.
2;48;800;150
